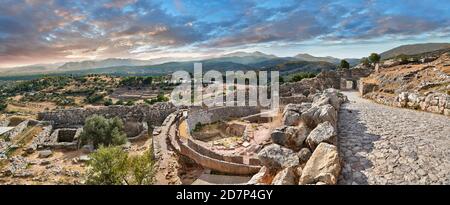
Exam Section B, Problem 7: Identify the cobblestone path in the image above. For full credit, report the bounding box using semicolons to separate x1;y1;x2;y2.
338;91;450;185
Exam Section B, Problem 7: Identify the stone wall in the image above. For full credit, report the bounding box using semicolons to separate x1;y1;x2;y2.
186;106;261;133
366;92;450;116
37;102;177;127
279;71;341;97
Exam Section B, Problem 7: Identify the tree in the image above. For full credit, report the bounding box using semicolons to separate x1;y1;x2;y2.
360;57;370;67
340;60;350;69
369;53;381;64
86;146;155;185
86;146;129;185
79;115;127;148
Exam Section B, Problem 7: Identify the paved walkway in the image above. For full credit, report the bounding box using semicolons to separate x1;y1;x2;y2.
338;91;450;185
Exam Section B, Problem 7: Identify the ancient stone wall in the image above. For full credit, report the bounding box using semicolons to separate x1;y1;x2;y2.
37;102;177;127
186;106;261;133
279;71;341;97
366;92;450;116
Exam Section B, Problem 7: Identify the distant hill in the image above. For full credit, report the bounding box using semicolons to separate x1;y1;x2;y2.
0;51;339;79
294;53;340;64
381;43;450;60
294;53;359;66
57;58;154;71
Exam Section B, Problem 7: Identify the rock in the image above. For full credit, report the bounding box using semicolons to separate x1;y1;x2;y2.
272;167;297;185
81;144;94;154
78;155;91;162
301;104;337;129
299;143;341;185
305;121;337;151
258;144;299;171
247;166;272;185
39;160;51;166
297;148;312;164
38;150;53;158
282;110;300;126
271;126;308;150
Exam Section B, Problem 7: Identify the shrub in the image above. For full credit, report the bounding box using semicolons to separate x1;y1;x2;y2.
340;60;350;69
104;99;113;106
369;53;381;64
86;93;105;104
128;150;155;185
115;100;124;105
0;100;7;112
289;72;316;82
86;146;129;185
360;57;370;67
86;147;155;185
144;93;169;105
79;115;127;148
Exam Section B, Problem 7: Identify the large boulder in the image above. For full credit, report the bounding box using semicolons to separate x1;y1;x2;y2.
281;103;312;126
258;144;299;171
271;125;308;150
271;167;297;185
282;111;300;126
311;88;345;110
299;143;341;185
305;121;337;151
301;104;337;129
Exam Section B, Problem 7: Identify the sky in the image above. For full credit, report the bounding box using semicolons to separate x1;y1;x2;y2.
0;0;450;68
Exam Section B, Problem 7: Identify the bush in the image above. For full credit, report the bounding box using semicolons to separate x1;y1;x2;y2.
86;146;155;185
289;72;316;82
86;93;105;104
0;100;7;112
79;115;127;148
369;53;381;64
128;150;155;185
144;93;169;105
86;146;129;185
104;99;113;106
340;60;350;69
115;100;124;105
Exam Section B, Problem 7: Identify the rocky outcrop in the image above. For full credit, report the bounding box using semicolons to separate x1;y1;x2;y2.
298;143;341;185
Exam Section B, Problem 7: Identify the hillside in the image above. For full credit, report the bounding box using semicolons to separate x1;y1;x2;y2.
380;43;450;60
361;51;450;116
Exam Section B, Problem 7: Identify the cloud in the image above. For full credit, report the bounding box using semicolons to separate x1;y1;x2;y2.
0;0;450;67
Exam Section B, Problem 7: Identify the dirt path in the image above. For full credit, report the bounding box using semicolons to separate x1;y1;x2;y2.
338;91;450;185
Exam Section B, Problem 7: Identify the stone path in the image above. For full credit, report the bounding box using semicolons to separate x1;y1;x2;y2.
338;91;450;185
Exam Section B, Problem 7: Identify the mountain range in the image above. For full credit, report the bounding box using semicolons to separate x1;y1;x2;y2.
2;42;449;79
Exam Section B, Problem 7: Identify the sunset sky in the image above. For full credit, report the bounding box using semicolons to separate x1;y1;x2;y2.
1;0;450;68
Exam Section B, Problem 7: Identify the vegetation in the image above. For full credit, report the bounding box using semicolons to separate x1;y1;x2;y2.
144;93;169;105
340;60;350;70
369;53;381;64
86;146;155;185
0;99;7;112
120;76;153;87
360;57;371;67
79;115;127;148
289;72;317;82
